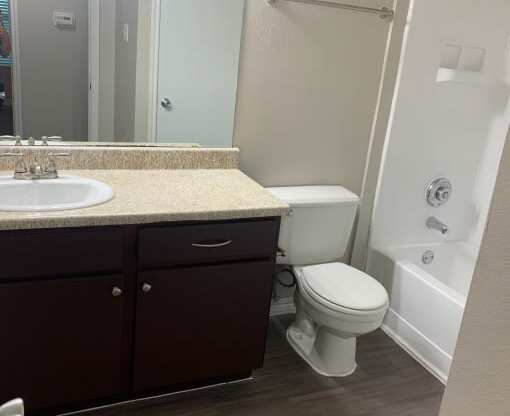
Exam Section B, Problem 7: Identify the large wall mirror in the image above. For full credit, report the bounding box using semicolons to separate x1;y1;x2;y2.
0;0;246;147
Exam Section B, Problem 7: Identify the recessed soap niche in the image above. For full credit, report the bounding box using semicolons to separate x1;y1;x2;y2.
437;43;486;84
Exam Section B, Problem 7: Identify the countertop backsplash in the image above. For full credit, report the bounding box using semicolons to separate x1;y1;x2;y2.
0;146;240;171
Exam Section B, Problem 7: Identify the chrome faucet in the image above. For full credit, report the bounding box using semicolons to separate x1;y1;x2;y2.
0;152;70;180
426;216;449;235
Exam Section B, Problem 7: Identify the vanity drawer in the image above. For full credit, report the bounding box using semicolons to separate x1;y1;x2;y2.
0;227;125;280
138;219;280;269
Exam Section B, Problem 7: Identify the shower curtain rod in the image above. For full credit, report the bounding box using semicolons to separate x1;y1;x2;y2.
266;0;394;20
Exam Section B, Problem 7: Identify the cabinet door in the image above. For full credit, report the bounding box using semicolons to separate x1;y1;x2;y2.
134;261;274;392
0;275;127;411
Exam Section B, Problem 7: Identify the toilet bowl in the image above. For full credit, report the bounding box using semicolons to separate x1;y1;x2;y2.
289;263;388;376
267;186;389;377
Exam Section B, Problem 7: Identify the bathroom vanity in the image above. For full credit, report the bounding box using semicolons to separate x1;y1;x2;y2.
0;167;287;415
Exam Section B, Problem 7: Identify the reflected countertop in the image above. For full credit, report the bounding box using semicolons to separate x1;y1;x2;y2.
0;140;202;148
0;169;289;231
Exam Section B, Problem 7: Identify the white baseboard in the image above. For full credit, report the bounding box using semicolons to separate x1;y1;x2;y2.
270;298;296;316
382;308;449;385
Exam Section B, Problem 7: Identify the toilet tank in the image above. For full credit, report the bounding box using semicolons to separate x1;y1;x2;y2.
267;186;360;266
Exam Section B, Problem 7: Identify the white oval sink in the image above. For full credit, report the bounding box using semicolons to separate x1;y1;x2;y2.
0;176;114;212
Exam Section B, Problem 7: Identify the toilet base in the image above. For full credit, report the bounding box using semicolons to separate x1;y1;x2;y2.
287;323;357;377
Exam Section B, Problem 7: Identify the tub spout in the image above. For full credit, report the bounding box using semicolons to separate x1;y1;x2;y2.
426;217;449;235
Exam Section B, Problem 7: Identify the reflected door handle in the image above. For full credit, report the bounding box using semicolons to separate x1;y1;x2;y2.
161;98;172;110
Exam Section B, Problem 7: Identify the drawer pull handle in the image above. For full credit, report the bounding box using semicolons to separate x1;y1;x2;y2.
142;283;152;293
192;240;233;249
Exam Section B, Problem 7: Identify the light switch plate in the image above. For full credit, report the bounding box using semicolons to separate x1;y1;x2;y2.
53;11;75;28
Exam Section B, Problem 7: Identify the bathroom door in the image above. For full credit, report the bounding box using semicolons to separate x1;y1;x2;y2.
155;0;245;147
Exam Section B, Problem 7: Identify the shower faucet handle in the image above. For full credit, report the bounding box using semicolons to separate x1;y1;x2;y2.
426;178;452;207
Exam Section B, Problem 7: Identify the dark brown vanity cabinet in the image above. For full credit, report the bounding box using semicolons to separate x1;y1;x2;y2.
0;275;127;410
0;218;280;414
134;261;274;392
134;220;279;392
0;227;131;412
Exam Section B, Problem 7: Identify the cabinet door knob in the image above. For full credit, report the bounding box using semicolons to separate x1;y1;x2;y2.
112;287;123;297
142;283;152;293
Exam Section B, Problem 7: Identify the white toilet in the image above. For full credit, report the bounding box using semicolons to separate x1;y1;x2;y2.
268;186;389;377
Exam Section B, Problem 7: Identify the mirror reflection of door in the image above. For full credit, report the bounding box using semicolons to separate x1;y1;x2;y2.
155;0;245;147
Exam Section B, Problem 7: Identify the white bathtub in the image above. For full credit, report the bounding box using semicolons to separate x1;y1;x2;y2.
367;241;477;383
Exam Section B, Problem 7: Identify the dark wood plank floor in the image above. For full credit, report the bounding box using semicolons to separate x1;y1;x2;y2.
86;315;444;416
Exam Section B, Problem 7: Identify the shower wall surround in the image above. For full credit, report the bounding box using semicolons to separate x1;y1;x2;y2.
366;0;510;382
370;0;510;249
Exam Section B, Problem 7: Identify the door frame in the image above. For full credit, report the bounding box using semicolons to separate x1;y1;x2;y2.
146;0;161;142
8;0;22;136
88;0;100;140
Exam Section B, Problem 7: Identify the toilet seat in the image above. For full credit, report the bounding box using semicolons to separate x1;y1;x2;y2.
298;263;388;314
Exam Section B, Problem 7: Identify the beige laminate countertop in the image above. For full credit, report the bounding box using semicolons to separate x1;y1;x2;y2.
0;170;289;231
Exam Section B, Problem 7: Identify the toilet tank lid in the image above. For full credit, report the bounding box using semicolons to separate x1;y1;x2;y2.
267;186;359;207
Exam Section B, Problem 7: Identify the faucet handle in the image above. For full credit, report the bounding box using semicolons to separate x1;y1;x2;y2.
0;152;28;176
46;152;71;176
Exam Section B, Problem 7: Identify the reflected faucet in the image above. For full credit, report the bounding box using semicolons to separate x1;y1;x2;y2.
426;217;449;235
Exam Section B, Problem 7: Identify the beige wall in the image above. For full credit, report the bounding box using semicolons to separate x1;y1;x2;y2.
440;138;510;415
17;0;89;140
233;0;393;194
